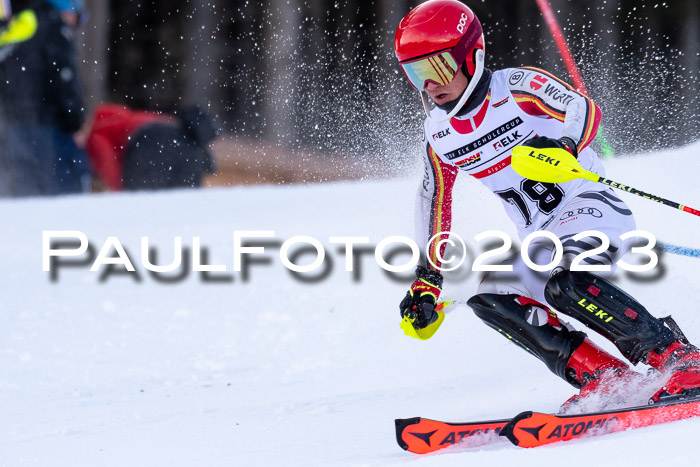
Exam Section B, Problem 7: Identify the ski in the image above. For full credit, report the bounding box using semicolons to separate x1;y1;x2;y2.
502;397;700;448
395;416;511;454
396;397;700;454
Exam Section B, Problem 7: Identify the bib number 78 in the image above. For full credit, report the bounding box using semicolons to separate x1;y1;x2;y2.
496;180;564;226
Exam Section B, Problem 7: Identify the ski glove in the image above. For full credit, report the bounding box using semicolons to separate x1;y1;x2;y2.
523;135;578;158
400;266;444;330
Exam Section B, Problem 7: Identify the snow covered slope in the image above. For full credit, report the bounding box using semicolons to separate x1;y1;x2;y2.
2;141;700;466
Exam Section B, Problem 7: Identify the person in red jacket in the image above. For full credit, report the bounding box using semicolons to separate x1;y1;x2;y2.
86;103;217;191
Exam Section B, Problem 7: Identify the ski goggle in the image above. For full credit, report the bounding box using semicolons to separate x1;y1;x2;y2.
400;51;460;90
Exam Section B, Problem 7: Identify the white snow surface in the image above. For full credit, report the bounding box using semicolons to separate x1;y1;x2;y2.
2;141;700;466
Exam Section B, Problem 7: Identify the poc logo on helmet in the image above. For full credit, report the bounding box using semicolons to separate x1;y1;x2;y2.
457;13;469;33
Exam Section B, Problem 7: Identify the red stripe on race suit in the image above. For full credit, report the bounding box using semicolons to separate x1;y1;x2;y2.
427;147;458;268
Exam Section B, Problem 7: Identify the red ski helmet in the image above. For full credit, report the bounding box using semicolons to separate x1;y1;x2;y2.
394;0;485;121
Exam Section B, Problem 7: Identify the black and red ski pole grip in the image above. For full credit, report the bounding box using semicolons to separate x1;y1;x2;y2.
597;177;700;218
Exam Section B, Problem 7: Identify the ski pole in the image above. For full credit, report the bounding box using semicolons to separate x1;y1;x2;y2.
533;0;614;157
511;145;700;217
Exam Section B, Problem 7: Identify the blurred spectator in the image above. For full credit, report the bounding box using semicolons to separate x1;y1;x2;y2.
86;103;217;191
0;0;87;197
0;0;10;24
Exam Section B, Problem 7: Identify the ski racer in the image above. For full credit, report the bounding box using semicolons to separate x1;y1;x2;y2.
394;0;700;407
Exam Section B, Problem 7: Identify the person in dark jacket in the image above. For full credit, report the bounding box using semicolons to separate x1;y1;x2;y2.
0;0;86;197
121;106;217;191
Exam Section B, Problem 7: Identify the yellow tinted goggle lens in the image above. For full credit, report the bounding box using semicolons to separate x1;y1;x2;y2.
401;52;459;90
